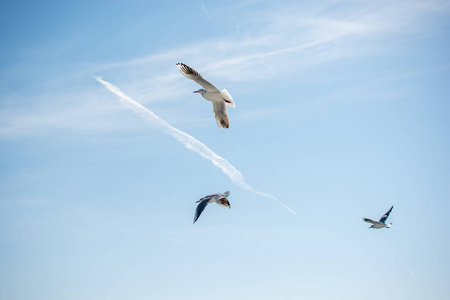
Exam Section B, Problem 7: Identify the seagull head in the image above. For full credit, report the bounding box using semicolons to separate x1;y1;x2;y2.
193;89;206;95
216;197;231;209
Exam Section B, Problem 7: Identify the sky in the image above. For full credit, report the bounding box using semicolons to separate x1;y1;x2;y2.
0;0;449;299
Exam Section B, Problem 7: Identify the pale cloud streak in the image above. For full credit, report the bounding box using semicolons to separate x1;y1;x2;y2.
84;0;449;97
94;0;445;84
0;92;125;137
201;4;214;22
1;0;448;137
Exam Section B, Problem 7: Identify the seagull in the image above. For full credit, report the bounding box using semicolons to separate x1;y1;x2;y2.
176;63;235;129
363;206;394;229
193;190;231;224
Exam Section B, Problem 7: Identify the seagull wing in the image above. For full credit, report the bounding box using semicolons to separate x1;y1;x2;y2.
379;206;394;224
176;63;220;93
212;101;230;129
221;190;230;197
198;193;216;202
220;89;235;108
194;198;211;224
363;218;377;224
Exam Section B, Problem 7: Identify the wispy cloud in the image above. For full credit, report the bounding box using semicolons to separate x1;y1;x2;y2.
1;0;448;137
229;14;241;35
0;92;125;137
96;77;297;214
201;4;214;23
407;268;417;279
80;0;449;98
90;0;448;84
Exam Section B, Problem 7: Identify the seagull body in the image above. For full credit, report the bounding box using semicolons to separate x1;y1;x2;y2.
176;63;235;129
363;206;394;229
193;190;231;224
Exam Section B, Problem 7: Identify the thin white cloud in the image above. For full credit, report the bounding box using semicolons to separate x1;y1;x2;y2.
96;77;297;214
1;0;448;137
0;93;125;137
229;14;241;35
407;268;417;279
201;4;214;23
83;0;450;99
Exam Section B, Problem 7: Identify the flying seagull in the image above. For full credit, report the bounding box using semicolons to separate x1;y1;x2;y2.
176;63;235;129
363;206;394;229
193;190;231;224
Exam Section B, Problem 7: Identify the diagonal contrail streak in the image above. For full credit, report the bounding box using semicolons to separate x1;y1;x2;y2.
96;77;296;215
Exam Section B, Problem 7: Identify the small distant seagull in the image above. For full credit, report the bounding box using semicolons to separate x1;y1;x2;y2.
176;63;235;129
194;190;231;224
363;206;394;229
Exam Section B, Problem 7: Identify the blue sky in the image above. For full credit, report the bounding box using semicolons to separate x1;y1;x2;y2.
1;0;449;299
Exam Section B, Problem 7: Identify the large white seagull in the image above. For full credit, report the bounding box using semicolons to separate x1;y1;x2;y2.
177;63;235;129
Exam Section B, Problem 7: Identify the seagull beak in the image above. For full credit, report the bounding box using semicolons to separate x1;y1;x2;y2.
193;90;199;93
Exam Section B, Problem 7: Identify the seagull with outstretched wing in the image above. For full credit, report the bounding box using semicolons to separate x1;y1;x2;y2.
363;206;394;229
194;190;231;224
176;63;235;129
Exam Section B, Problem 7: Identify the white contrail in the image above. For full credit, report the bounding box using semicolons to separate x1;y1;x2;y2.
96;77;296;215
